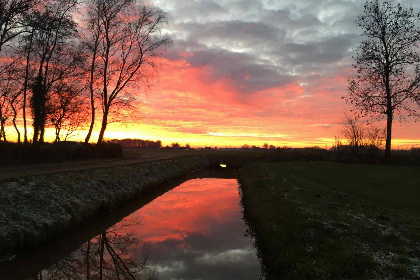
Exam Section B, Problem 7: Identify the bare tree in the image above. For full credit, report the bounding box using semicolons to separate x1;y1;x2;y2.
0;0;39;52
83;0;104;144
366;125;386;149
0;60;21;142
9;87;23;144
335;113;386;155
19;11;39;144
346;0;420;158
0;93;10;142
28;0;80;145
88;0;171;144
48;82;86;143
341;113;365;155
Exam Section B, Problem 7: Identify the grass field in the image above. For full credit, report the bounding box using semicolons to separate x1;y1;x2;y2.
239;162;420;280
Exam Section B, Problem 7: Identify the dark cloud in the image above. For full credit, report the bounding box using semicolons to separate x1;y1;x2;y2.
186;48;296;93
190;20;285;43
280;34;356;66
262;8;322;29
154;0;420;96
225;0;264;15
169;0;227;22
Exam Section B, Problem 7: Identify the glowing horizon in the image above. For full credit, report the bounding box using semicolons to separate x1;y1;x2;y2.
3;124;420;150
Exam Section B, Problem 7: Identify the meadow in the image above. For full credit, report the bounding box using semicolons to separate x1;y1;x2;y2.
239;162;420;279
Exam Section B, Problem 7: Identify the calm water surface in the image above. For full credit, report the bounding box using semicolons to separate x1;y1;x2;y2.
32;178;261;279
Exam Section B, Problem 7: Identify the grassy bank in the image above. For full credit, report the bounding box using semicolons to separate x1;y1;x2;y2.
239;162;420;279
0;156;215;259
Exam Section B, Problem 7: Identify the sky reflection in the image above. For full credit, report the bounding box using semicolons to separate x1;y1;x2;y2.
118;178;261;280
29;179;261;280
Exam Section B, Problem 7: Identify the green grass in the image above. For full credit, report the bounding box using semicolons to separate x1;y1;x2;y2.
239;162;420;280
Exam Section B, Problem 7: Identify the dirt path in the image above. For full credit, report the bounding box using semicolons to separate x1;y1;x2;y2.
0;150;191;181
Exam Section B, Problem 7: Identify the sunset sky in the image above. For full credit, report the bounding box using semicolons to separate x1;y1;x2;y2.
5;0;420;148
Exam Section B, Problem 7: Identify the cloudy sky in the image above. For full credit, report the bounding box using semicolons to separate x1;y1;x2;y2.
56;0;418;147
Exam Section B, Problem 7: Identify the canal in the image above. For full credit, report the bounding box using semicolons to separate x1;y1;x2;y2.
2;175;262;280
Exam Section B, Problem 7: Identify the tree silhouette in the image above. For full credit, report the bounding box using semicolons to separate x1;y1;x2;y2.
0;60;22;142
0;83;11;142
346;0;420;158
83;0;104;144
30;229;157;280
19;10;41;144
48;82;86;143
28;0;80;145
86;0;171;144
341;114;365;155
0;0;172;151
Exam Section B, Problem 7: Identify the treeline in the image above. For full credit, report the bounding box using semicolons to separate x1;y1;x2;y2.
109;139;162;149
0;0;171;146
332;114;385;156
0;141;123;165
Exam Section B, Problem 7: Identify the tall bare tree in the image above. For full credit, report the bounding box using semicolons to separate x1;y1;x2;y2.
7;61;23;143
9;91;22;143
19;11;39;144
0;60;21;142
28;0;79;145
346;0;420;158
83;0;103;144
87;0;171;144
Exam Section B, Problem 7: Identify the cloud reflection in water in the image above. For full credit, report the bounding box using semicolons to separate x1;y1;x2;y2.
120;178;261;280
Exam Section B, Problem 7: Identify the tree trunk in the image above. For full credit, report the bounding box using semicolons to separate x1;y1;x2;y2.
39;86;47;145
84;35;99;145
32;123;39;144
84;97;95;144
99;232;106;280
23;92;28;144
1;119;6;142
0;113;5;142
86;240;91;280
32;75;44;145
385;110;392;158
54;126;60;143
23;31;34;145
12;110;21;144
97;107;109;144
0;110;3;141
40;125;45;144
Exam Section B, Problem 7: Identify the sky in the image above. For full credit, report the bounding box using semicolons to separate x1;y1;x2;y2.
4;0;420;148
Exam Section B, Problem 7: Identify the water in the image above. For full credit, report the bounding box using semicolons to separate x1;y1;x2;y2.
28;178;261;279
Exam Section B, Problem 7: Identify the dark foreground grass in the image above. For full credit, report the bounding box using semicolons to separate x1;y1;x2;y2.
239;162;420;280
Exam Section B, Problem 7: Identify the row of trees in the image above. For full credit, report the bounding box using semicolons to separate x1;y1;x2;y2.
109;138;162;149
0;0;171;145
334;114;385;155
